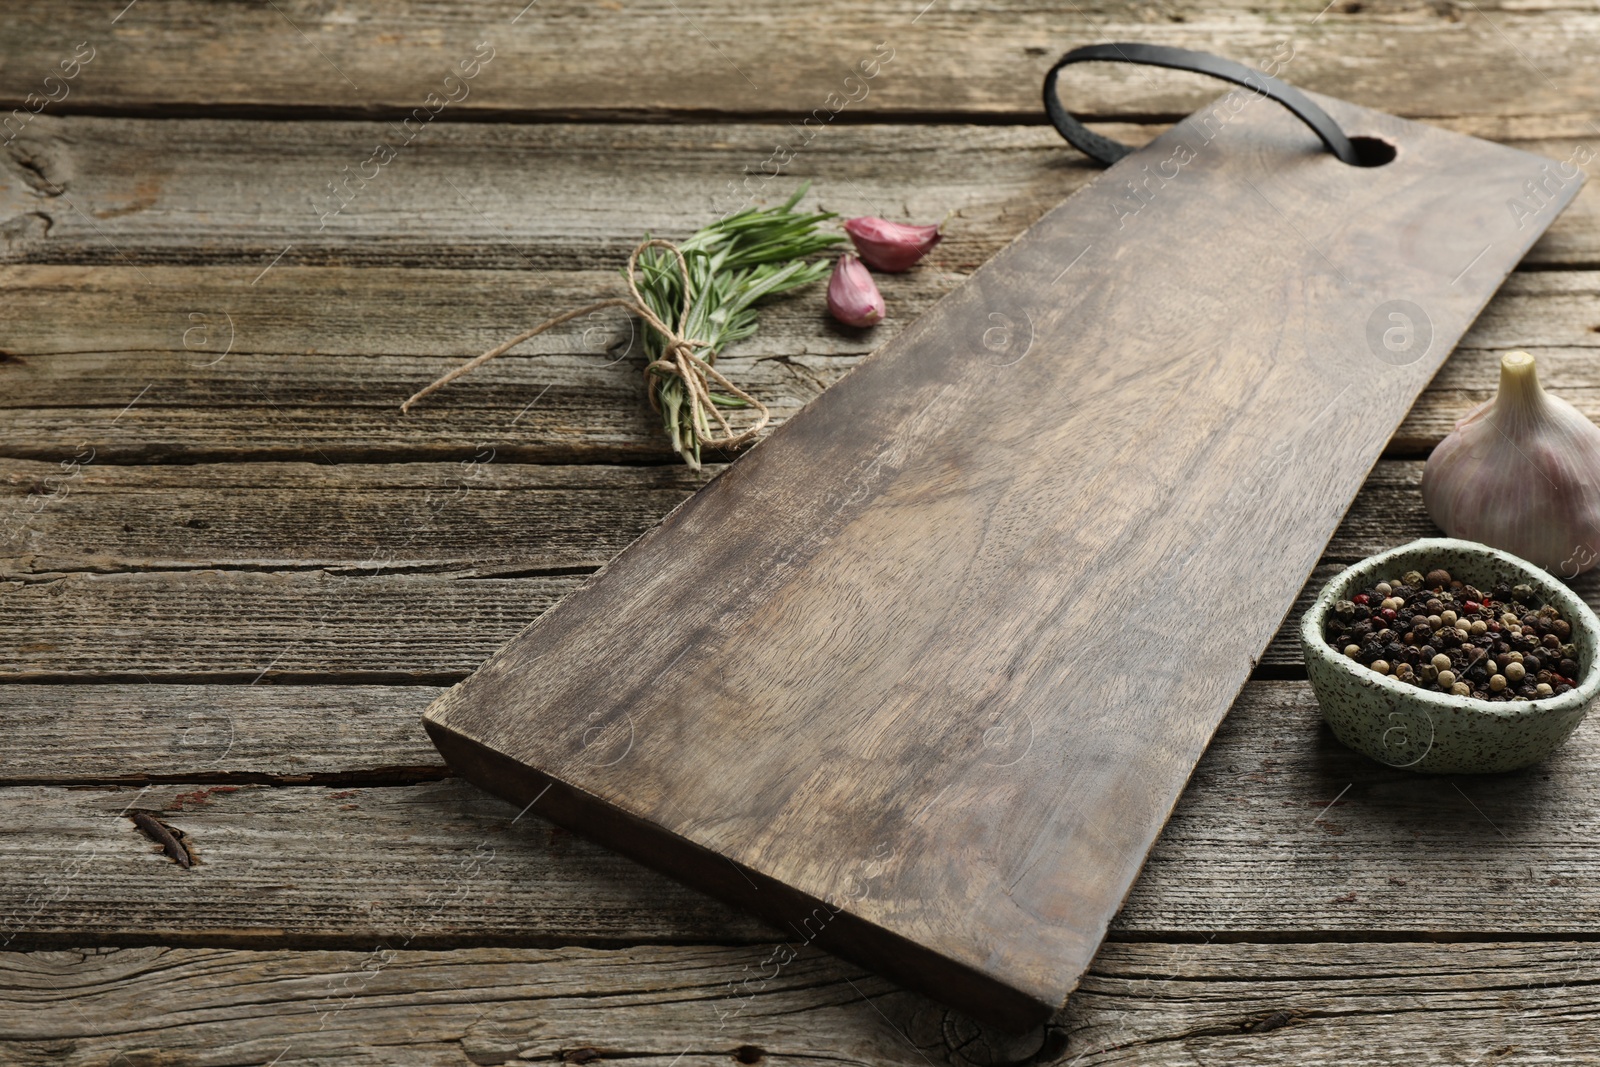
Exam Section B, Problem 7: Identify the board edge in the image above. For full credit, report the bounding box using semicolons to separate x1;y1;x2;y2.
421;714;1057;1033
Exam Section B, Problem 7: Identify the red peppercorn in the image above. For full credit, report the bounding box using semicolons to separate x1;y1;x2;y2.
1464;601;1481;613
1353;594;1369;605
1381;608;1397;622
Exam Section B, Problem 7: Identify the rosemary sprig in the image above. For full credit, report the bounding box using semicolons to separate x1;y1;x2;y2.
633;183;842;466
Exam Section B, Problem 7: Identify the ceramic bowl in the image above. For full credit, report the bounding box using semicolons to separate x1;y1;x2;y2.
1301;537;1600;773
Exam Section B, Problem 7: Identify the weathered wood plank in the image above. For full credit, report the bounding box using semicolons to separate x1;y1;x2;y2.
0;457;1412;574
0;6;1590;1055
6;683;1600;943
1;940;1597;1066
0;119;1104;269
2;0;1598;122
1064;941;1600;1066
0;570;580;682
0;264;879;464
3;265;1597;464
9;554;1577;679
1;461;712;574
1322;460;1439;563
0;944;927;1067
1;119;1593;270
0;777;767;949
0;685;443;784
1125;681;1600;934
7;458;1593;678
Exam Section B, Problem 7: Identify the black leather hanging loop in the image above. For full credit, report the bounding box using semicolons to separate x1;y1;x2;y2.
1043;43;1360;167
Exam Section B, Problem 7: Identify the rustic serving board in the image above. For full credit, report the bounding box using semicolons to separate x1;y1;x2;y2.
423;91;1581;1028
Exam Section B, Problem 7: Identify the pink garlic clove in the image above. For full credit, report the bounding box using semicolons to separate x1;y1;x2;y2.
827;254;885;328
843;216;942;273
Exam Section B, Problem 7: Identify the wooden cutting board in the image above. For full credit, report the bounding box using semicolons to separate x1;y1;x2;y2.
423;91;1582;1029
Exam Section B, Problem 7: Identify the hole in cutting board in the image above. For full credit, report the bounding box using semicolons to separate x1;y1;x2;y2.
1349;135;1398;167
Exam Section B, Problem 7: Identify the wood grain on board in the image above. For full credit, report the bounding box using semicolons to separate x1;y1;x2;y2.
421;96;1582;1027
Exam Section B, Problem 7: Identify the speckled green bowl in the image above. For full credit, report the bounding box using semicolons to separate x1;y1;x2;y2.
1301;538;1600;773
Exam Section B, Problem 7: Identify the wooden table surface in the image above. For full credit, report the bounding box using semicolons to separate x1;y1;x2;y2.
2;3;1598;1064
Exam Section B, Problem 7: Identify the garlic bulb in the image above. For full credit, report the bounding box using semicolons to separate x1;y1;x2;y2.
1422;350;1600;575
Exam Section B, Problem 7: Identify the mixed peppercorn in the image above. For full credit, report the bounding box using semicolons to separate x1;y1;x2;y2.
1323;567;1581;701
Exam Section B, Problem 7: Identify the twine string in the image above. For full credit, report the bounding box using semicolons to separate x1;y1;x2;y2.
399;239;771;452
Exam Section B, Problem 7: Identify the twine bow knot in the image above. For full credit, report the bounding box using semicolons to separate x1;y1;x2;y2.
400;239;771;462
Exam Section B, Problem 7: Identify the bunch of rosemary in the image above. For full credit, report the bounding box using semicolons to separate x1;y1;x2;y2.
633;184;842;466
